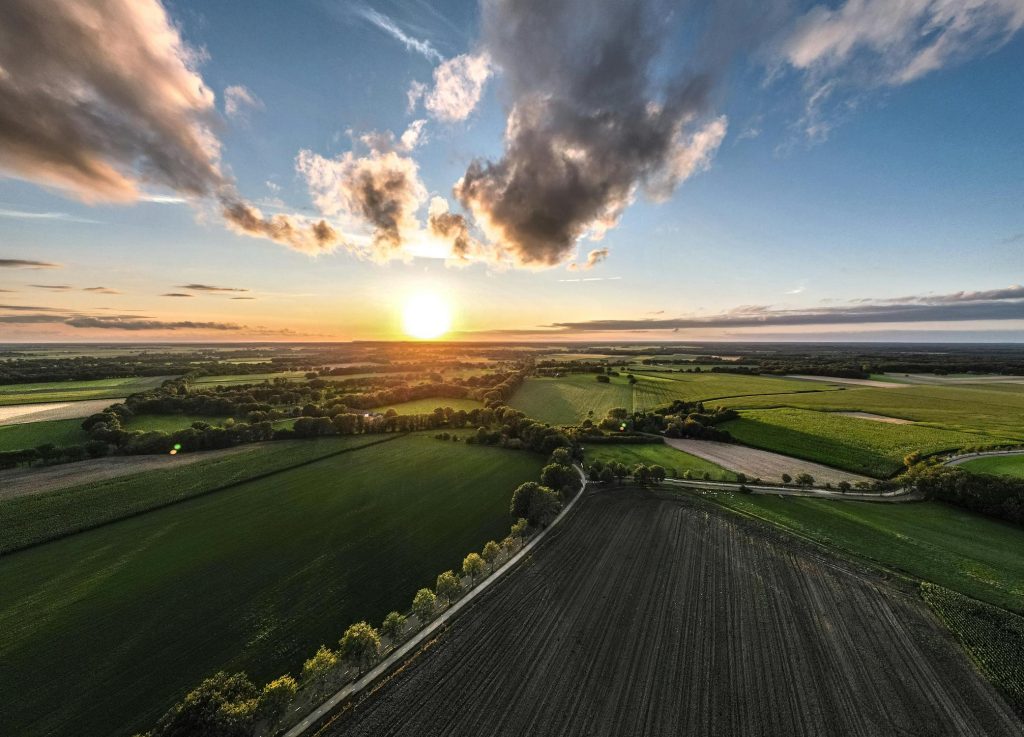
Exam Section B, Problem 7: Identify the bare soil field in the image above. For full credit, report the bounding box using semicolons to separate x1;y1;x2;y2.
0;398;121;426
836;411;915;424
0;446;250;500
663;437;871;485
324;489;1021;737
788;374;907;389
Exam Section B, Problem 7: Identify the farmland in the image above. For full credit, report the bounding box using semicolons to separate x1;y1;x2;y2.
0;398;120;425
123;413;232;432
0;434;542;737
700;491;1024;614
510;375;634;424
370;396;482;414
959;454;1024;479
584;442;737;481
326;489;1021;737
0;418;90;452
720;408;995;477
0;376;170;405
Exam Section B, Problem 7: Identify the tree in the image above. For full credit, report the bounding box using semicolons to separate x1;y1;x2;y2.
381;611;406;642
837;480;852;493
612;462;628;484
150;671;257;737
596;374;610;383
649;465;667;485
463;552;486;585
301;646;337;689
735;472;747;484
412;588;436;624
795;473;815;487
541;462;577;493
781;473;792;485
338;622;381;669
598;466;616;485
510;482;562;527
550;447;571;465
482;540;501;572
257;675;297;725
436;570;461;604
510;517;528;539
632;464;651;486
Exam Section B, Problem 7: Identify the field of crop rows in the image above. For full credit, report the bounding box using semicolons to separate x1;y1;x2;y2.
327;489;1021;737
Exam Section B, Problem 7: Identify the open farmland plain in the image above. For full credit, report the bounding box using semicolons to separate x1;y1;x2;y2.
584;442;737;481
370;396;482;414
0;398;121;425
510;375;634;423
325;489;1021;737
0;417;90;452
958;454;1024;479
720;408;995;477
0;434;542;737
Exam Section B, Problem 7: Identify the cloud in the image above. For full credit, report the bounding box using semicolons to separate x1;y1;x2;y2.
177;283;249;293
83;286;122;294
542;284;1024;332
29;284;73;291
355;6;443;62
220;195;343;255
223;85;263;120
0;207;99;223
427;196;486;264
450;0;753;267
423;53;492;122
296;146;427;259
407;81;427;113
0;303;66;312
64;316;244;330
568;248;610;271
0;258;61;269
161;292;193;297
231;296;256;300
782;0;1024;85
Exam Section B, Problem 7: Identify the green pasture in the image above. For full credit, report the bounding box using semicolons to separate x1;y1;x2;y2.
0;376;170;406
584;442;736;481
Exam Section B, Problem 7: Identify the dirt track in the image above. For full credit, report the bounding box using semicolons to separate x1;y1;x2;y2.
325;489;1021;737
664;437;871;485
0;398;122;426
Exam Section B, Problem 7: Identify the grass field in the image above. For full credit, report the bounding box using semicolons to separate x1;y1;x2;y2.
124;413;231;432
0;376;170;405
720;408;995;477
191;371;309;386
0;418;90;452
0;434;542;737
714;383;1024;441
700;491;1024;614
510;375;634;424
510;373;844;425
584;443;737;481
0;437;377;554
959;454;1024;479
371;397;483;414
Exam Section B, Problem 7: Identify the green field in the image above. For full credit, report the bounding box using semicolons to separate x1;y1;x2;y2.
372;396;482;414
510;373;843;425
191;371;309;386
0;418;90;452
701;492;1024;614
720;408;996;477
0;434;542;737
714;383;1024;441
124;413;232;432
584;442;736;481
0;376;170;405
959;454;1024;479
510;375;634;424
0;437;377;554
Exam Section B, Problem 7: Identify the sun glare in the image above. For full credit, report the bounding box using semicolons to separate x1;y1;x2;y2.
402;292;452;340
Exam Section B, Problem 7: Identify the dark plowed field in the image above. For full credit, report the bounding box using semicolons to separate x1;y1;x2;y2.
323;489;1023;737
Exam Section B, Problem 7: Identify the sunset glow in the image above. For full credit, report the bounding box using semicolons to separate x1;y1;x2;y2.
402;292;452;340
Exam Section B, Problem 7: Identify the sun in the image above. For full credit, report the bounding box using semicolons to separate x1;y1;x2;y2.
402;292;453;340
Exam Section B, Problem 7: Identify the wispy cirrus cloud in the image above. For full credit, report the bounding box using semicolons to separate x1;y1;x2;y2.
28;284;73;291
0;207;99;224
177;283;249;293
354;6;443;62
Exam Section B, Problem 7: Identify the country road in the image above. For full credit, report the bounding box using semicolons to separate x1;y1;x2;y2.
943;448;1024;467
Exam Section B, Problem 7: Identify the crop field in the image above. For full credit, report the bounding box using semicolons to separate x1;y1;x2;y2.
370;396;483;414
0;437;373;552
631;372;841;407
720;408;995;477
958;454;1024;479
0;418;89;452
191;371;309;386
510;375;634;424
0;376;169;405
714;383;1024;441
327;489;1021;737
584;442;737;481
0;434;542;737
701;491;1024;614
0;398;119;426
123;413;231;432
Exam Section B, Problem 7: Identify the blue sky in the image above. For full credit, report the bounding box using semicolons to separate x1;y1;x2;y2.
0;0;1021;341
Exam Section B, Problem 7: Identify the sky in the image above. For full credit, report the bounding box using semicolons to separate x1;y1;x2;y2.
0;0;1022;343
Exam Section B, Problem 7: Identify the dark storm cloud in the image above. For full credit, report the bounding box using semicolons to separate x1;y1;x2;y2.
452;0;785;267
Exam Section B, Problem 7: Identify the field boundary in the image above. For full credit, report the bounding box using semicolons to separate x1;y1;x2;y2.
0;434;405;557
944;448;1024;467
283;466;589;737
